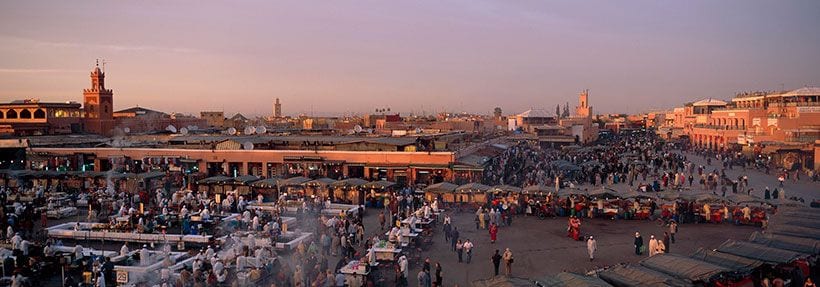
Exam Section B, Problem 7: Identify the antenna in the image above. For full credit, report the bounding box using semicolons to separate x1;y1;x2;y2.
102;59;107;73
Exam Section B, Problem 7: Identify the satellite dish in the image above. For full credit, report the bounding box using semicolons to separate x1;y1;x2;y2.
123;127;130;134
244;126;256;135
186;125;195;131
191;125;199;130
226;127;237;135
366;128;373;134
243;141;254;150
166;125;177;133
256;126;267;134
353;125;363;133
179;127;189;135
416;128;423;134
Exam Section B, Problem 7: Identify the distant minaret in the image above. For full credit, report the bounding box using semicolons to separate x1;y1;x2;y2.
576;89;592;118
274;98;282;118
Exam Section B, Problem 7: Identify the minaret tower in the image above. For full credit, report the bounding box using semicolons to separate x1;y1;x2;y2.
83;60;115;135
274;98;282;118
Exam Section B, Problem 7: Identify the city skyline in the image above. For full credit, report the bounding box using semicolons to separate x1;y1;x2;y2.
1;1;819;117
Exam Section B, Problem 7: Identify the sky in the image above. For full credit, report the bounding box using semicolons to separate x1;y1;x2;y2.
1;1;819;117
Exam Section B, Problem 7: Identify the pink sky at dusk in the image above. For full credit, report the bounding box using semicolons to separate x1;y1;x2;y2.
1;1;818;117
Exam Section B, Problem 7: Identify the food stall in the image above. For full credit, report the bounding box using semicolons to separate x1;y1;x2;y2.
360;180;396;207
423;181;458;202
330;178;368;204
303;177;336;198
454;183;491;204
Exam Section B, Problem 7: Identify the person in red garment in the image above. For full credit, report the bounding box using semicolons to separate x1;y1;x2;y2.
489;223;498;243
571;216;582;241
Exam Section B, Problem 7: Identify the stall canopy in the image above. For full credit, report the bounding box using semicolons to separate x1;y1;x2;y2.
304;177;337;187
331;178;369;188
522;184;551;194
550;160;581;171
597;265;690;287
586;188;619;199
694;193;727;203
766;198;806;208
690;248;762;275
490;185;523;194
616;190;655;200
456;183;491;193
471;275;536;287
768;216;820;230
281;176;311;187
136;171;166;180
724;194;766;205
715;240;805;264
766;224;820;240
230;175;261;185
557;188;587;197
108;172;137;180
197;175;232;185
639;253;729;283
748;231;820;255
424;182;458;193
535;272;613;287
250;177;280;189
656;191;695;201
361;180;396;189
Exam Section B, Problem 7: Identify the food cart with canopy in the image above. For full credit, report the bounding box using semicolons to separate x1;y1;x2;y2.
423;181;458;202
454;182;490;204
330;178;368;204
360;180;395;207
303;177;336;198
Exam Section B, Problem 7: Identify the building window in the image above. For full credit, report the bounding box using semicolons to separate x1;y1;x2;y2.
7;110;17;119
0;110;4;119
34;109;46;119
20;109;31;119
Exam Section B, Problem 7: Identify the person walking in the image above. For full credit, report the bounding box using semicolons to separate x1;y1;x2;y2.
662;232;671;253
456;239;464;263
491;250;502;276
669;220;677;243
634;232;644;255
464;239;474;263
648;235;659;256
502;248;514;276
450;227;459;252
379;210;386;230
489;223;498;244
586;235;597;261
417;269;430;287
434;262;442;287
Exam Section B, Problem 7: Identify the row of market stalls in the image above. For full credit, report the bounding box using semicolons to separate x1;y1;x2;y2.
471;206;819;287
195;175;400;206
422;181;796;221
0;169;167;195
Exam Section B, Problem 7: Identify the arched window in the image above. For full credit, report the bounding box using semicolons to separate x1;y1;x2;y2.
34;109;46;119
7;110;18;119
740;119;745;128
0;110;4;119
20;109;31;119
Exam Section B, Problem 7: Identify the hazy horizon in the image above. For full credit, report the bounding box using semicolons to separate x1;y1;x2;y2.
1;1;819;117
